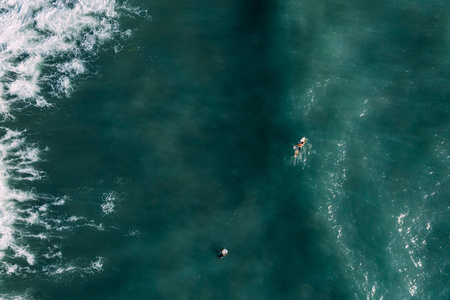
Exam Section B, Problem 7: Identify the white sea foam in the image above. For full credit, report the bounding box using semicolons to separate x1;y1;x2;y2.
101;191;117;215
0;129;38;265
41;256;106;278
0;294;32;300
0;0;145;107
89;256;105;273
0;0;146;280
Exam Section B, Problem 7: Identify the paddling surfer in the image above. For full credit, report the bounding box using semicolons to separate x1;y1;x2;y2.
293;137;307;157
218;249;228;259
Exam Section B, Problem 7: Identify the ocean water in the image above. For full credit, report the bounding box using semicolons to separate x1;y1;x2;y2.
0;0;448;299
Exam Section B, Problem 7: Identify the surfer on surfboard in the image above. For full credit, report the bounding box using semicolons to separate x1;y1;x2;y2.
218;249;228;259
293;137;307;157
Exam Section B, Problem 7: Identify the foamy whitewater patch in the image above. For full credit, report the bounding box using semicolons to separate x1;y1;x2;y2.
0;291;33;300
41;256;106;279
89;256;105;273
0;0;148;108
1;191;116;279
101;191;117;215
0;0;147;283
0;128;40;264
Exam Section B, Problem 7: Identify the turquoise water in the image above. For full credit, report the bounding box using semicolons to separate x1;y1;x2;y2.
0;0;448;299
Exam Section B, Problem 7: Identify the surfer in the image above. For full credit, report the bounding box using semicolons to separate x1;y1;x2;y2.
293;137;307;157
218;248;228;259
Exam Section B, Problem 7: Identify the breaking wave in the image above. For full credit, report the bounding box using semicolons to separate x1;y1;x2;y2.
0;0;146;285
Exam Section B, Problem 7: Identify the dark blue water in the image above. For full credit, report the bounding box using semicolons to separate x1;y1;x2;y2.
0;0;448;299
